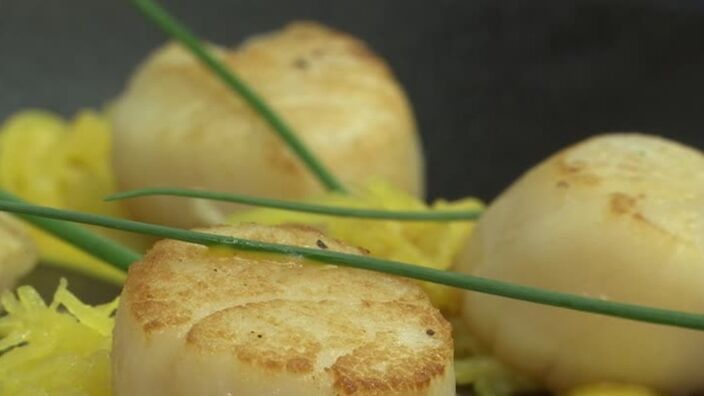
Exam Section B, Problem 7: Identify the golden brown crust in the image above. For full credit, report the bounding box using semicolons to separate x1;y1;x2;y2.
553;155;602;186
116;224;453;395
183;299;451;394
327;306;451;395
124;224;418;335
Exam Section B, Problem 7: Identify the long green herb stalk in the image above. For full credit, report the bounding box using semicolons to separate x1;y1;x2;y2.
129;0;346;193
0;199;702;332
0;190;140;271
106;187;482;221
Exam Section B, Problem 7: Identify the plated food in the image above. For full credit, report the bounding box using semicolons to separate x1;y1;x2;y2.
113;224;454;396
227;179;482;312
0;110;143;282
0;4;702;396
111;22;423;228
456;134;704;393
0;19;474;396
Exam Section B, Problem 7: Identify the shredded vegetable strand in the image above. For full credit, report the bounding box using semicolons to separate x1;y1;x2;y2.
106;187;482;221
128;0;346;193
0;200;702;331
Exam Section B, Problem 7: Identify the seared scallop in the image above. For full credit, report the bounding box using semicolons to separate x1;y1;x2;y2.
456;134;704;393
112;224;454;396
0;214;37;291
111;22;424;228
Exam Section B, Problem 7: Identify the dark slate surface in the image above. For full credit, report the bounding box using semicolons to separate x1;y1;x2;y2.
3;0;704;201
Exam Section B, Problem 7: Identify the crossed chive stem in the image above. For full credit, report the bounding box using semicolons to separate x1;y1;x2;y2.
105;188;483;221
0;0;700;333
1;199;704;332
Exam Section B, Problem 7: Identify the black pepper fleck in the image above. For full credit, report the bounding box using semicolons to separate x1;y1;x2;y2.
426;329;435;336
316;239;328;249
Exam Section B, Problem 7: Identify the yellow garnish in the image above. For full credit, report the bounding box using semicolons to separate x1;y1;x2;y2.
454;356;536;396
0;110;140;283
451;317;537;395
566;384;661;396
0;280;117;396
228;179;483;312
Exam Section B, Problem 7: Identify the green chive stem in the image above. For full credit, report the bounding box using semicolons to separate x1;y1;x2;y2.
129;0;347;193
0;199;702;331
105;187;482;221
0;190;141;271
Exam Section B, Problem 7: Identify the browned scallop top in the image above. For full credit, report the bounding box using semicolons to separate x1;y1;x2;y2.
121;224;452;394
542;133;704;246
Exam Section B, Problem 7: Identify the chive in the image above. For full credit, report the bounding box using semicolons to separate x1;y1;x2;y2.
105;187;482;221
0;190;141;271
0;200;702;331
128;0;347;193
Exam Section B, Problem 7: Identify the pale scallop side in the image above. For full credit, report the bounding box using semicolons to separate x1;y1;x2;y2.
456;134;704;394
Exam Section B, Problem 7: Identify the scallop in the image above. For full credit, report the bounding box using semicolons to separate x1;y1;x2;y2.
456;134;704;394
110;21;424;228
0;214;37;291
112;224;454;396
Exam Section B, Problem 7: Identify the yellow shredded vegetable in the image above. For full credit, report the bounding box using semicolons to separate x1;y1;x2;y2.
0;110;141;283
0;111;664;396
455;357;535;396
0;280;117;396
228;179;484;313
451;317;537;396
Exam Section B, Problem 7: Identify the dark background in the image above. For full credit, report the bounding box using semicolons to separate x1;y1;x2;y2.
3;0;704;201
3;2;704;384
